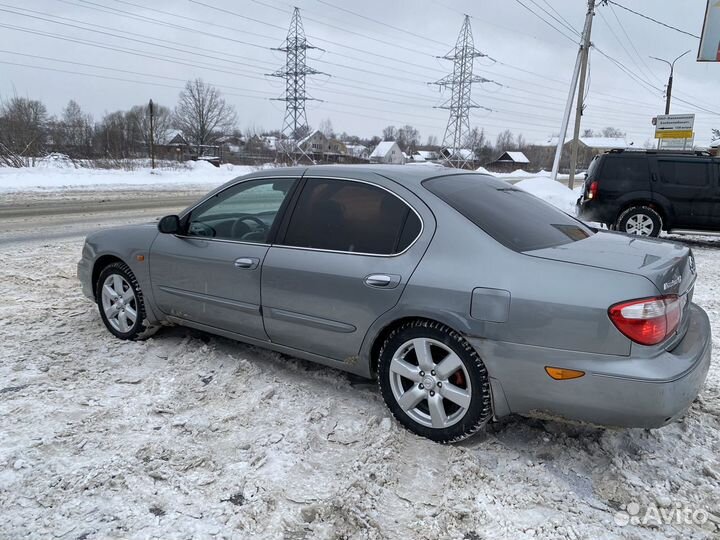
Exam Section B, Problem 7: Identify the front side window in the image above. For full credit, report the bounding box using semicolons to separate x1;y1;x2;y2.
424;174;592;252
282;178;422;255
657;159;710;187
186;178;296;242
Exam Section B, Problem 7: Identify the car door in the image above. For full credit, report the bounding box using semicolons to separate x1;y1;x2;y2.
149;176;298;339
653;157;713;228
711;160;720;229
261;175;433;361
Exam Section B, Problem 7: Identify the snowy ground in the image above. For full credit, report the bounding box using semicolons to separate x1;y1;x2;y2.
1;167;719;539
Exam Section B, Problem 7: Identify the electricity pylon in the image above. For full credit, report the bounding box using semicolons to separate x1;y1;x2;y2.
431;15;492;169
268;7;326;164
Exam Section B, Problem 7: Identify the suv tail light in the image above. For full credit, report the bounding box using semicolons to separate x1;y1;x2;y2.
608;295;681;346
587;180;599;200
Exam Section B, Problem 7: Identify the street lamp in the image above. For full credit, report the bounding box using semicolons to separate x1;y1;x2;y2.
650;50;692;115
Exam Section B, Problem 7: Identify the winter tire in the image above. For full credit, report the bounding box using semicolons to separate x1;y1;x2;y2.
615;206;662;237
378;319;492;443
96;262;157;340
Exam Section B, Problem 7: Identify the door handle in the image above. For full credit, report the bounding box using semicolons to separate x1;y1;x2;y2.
234;257;260;269
364;274;400;288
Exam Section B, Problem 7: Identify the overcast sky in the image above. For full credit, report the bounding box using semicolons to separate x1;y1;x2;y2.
0;0;718;146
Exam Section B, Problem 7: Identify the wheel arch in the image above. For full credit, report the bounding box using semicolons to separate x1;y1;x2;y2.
91;254;125;298
615;199;670;229
363;312;472;379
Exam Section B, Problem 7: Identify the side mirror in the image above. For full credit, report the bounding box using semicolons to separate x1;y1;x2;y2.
158;215;181;234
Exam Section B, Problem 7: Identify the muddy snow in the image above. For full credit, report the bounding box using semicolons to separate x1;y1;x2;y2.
1;211;719;539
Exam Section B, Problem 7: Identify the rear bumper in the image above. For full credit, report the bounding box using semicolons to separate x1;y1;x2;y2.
469;303;712;428
577;199;614;225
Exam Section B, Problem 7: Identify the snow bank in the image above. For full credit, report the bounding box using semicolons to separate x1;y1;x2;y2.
475;166;495;175
513;176;580;214
506;169;534;178
0;161;258;192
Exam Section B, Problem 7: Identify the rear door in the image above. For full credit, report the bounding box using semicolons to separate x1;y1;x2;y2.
261;175;433;361
652;157;714;228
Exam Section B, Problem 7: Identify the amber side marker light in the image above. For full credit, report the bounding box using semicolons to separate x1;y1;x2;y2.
545;367;585;380
136;255;145;262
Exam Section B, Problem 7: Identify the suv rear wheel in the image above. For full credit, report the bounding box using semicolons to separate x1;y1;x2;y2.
615;206;662;237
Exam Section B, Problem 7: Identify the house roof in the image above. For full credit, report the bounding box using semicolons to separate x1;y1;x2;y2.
543;136;632;149
445;147;475;160
495;151;530;164
297;129;323;146
370;141;398;158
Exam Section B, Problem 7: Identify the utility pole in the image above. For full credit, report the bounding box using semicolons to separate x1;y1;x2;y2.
268;8;326;165
551;0;596;183
567;0;595;188
431;15;492;169
148;99;156;170
650;50;691;115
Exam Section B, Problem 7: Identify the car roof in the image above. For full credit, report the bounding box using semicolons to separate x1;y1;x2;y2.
263;163;486;186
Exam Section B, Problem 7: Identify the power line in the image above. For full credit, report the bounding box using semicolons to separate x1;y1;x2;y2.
603;1;701;39
606;2;662;84
527;0;581;36
511;0;579;43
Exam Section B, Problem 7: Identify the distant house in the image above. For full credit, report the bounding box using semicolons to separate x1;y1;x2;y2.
370;141;404;164
345;144;369;160
440;147;476;167
413;150;440;162
486;150;530;172
297;130;328;155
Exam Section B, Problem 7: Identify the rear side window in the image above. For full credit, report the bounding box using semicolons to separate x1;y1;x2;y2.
657;160;710;187
424;174;592;252
283;178;422;255
599;156;649;182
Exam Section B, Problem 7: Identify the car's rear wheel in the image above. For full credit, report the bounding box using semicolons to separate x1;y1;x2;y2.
615;206;662;237
378;320;492;443
96;262;157;340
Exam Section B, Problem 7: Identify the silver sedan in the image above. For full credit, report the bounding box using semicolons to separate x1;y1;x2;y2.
78;166;712;442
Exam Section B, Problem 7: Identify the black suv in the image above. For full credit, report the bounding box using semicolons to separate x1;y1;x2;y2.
577;149;720;237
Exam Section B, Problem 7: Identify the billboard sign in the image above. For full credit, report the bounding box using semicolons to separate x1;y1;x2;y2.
655;114;695;139
698;0;720;61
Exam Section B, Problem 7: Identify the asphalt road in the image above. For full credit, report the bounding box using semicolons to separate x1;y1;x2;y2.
0;190;204;245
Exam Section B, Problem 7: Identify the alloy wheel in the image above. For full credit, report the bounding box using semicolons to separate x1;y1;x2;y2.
100;274;138;333
625;213;654;236
388;337;472;429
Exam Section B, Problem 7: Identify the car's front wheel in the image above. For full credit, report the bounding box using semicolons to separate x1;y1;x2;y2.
96;262;157;340
378;320;492;443
615;206;662;237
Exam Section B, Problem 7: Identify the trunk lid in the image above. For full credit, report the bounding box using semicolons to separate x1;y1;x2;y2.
525;230;696;296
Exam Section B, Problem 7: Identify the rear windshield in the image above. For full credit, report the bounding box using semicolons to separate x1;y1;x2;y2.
424;174;593;252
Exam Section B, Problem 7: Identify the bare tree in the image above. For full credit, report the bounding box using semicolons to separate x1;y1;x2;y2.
516;133;526;150
397;124;420;152
495;129;515;151
318;118;334;138
129;103;172;148
382;125;397;141
711;128;719;142
0;96;48;159
174;79;237;149
426;134;439;147
601;127;626;138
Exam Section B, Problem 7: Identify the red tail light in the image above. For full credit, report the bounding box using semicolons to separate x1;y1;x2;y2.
587;180;599;200
608;295;682;346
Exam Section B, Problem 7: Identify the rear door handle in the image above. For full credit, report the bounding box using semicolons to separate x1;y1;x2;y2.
364;274;401;289
234;257;260;269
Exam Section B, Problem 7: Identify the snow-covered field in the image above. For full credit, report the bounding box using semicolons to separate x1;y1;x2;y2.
0;158;252;193
1;165;719;539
